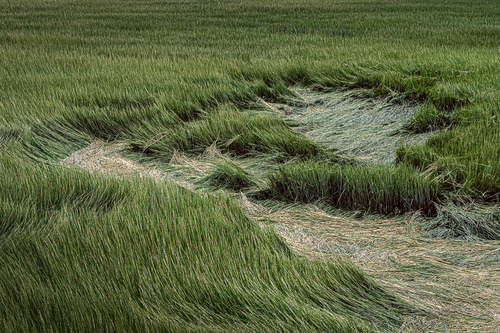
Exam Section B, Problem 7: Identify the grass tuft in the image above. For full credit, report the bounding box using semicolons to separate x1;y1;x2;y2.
267;161;440;216
197;158;257;191
397;117;500;199
131;104;325;161
403;103;454;133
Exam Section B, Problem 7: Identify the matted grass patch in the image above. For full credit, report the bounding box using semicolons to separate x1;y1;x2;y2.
262;89;435;164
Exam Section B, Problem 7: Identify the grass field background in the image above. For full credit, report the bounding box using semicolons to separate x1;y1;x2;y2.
1;0;500;331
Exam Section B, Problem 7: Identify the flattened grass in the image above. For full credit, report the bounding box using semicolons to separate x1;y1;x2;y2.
423;202;500;240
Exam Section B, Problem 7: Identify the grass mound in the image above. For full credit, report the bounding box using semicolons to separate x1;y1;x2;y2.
0;154;416;332
197;158;257;191
267;161;440;215
132;104;325;161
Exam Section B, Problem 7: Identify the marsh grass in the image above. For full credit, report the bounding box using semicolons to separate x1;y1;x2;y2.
131;104;325;161
266;89;434;164
0;154;416;332
423;202;500;240
267;161;440;215
397;117;500;199
262;205;500;332
196;158;257;191
2;0;500;330
403;103;454;134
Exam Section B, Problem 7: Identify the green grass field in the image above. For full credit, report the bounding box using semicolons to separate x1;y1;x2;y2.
1;0;500;331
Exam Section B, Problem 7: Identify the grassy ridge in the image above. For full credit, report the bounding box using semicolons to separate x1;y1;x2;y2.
0;153;415;332
131;104;325;161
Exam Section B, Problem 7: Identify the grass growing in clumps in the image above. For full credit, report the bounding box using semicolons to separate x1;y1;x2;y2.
4;0;500;330
423;202;500;240
197;158;257;191
0;155;417;332
403;103;454;134
397;118;500;198
132;104;325;161
267;161;440;216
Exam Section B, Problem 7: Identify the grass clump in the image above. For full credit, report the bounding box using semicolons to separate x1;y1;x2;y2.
267;161;440;216
423;202;500;240
403;103;454;133
0;155;416;332
197;158;256;191
397;117;500;198
133;104;324;161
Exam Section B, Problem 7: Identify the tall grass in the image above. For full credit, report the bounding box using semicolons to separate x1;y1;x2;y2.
0;154;415;332
2;0;500;330
268;161;440;215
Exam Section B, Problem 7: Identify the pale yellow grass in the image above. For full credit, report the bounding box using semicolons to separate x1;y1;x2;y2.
261;206;500;332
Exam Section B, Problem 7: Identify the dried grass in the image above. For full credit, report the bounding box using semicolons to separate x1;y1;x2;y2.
265;87;435;164
238;193;270;216
260;205;500;332
61;140;195;190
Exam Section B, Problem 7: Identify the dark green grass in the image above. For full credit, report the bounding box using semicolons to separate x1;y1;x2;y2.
0;154;416;332
267;161;440;216
196;158;257;191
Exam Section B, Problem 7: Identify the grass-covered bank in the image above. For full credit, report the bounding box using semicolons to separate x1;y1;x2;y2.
2;0;500;331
